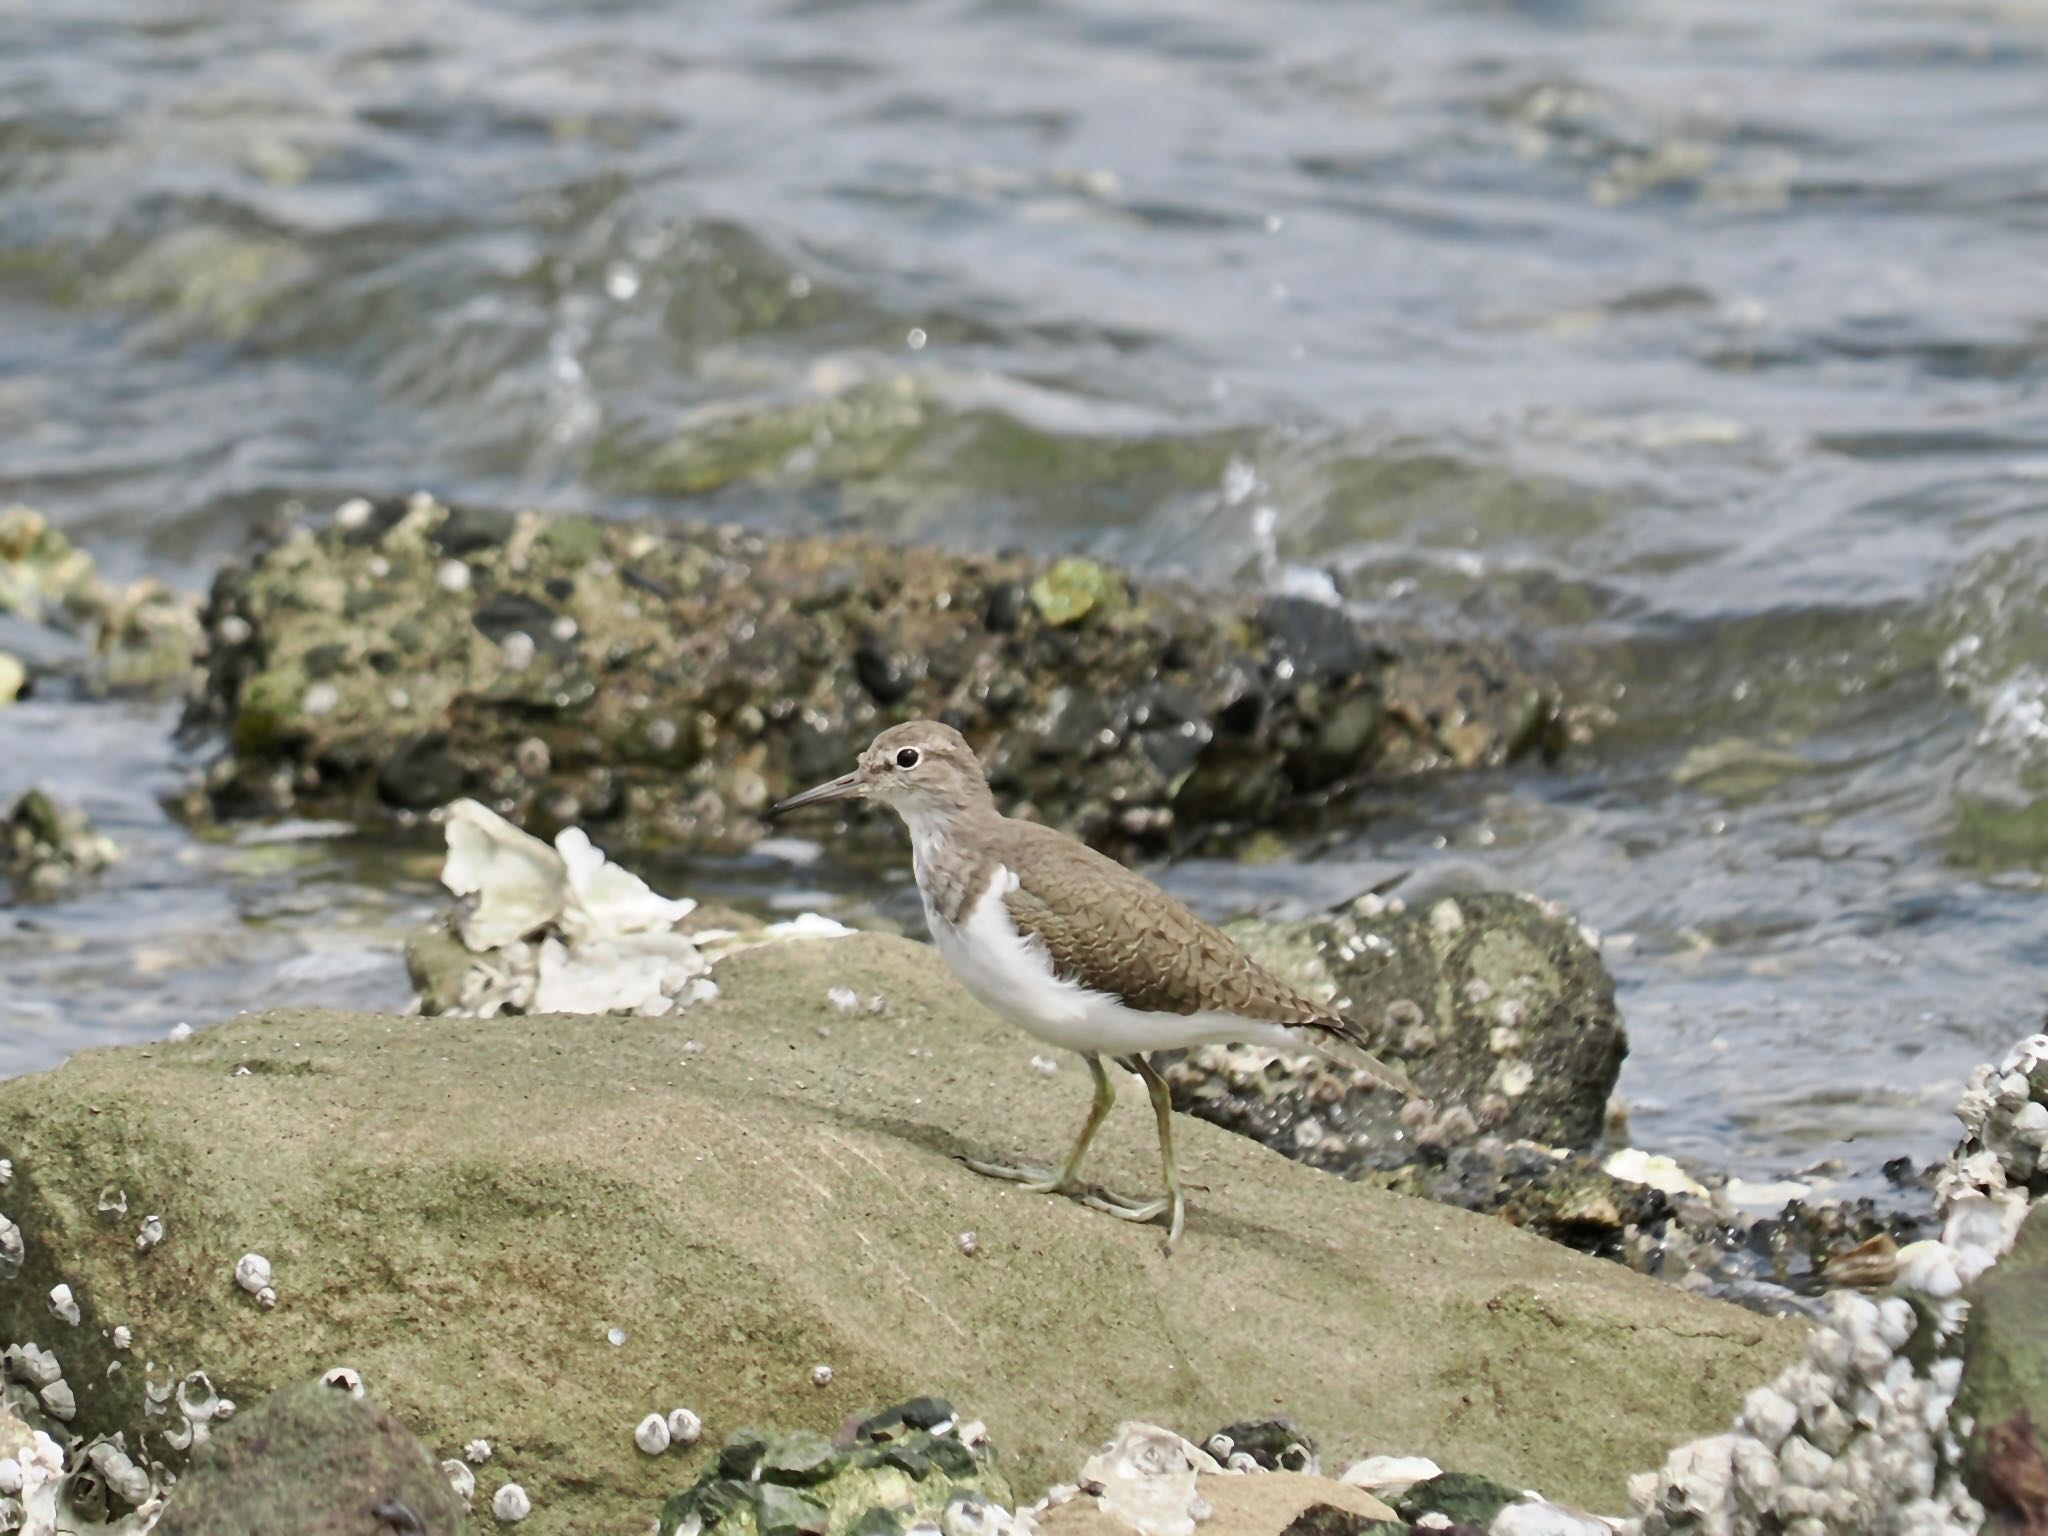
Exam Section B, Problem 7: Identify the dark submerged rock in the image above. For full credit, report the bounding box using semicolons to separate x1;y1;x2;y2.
184;498;1565;852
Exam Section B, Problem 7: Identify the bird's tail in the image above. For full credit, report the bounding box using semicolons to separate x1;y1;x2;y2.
1258;1018;1427;1102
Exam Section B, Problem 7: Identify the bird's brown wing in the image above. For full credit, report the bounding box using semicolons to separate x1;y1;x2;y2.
997;847;1315;1021
992;821;1420;1097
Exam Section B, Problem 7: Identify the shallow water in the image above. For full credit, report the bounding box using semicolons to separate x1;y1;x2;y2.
6;0;2048;1199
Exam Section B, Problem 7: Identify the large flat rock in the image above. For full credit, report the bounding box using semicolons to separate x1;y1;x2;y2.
0;936;1798;1533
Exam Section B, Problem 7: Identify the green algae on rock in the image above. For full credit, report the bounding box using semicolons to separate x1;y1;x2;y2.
0;506;202;698
152;1380;478;1536
657;1400;1010;1536
184;495;1564;851
3;789;119;901
0;936;1799;1532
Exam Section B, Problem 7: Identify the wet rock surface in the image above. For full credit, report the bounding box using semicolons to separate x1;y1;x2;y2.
0;935;1799;1533
153;1380;477;1536
0;506;201;699
183;496;1565;852
1209;891;1624;1158
2;790;119;901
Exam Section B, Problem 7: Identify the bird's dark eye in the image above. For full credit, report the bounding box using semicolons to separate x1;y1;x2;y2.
895;747;920;769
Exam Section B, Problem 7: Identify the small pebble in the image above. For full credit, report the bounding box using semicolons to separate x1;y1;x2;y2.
492;1483;531;1524
811;1363;834;1388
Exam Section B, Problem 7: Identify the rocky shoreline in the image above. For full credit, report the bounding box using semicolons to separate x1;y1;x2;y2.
4;499;2041;1535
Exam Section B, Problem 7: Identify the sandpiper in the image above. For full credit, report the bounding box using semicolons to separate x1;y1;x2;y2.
770;719;1419;1251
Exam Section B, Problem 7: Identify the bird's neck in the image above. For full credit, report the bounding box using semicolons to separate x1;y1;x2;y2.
899;802;1003;926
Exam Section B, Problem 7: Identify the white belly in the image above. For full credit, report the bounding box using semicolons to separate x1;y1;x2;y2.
924;866;1291;1057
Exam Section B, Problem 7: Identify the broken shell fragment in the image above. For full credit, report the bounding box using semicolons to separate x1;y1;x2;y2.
177;1370;220;1422
492;1482;531;1523
635;1413;671;1456
320;1367;364;1399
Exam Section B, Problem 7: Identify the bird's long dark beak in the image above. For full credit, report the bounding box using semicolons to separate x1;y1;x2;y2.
766;770;864;819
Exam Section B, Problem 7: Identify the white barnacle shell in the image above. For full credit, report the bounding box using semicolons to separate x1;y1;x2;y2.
111;1326;132;1351
234;1252;273;1297
178;1370;220;1423
810;1363;833;1388
465;1438;493;1464
321;1366;364;1399
47;1285;81;1327
0;1214;23;1275
666;1409;702;1446
826;986;859;1015
635;1413;671;1456
492;1482;532;1523
0;1458;19;1496
443;1459;476;1504
0;1159;11;1186
216;1397;236;1421
11;1343;62;1387
38;1380;75;1422
136;1215;165;1254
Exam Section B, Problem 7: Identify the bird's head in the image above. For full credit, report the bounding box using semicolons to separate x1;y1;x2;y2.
768;719;994;823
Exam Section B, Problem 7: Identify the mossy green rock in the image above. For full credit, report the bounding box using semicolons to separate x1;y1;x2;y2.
154;1380;477;1536
659;1405;1009;1536
1957;1202;2048;1534
186;498;1561;853
0;936;1798;1533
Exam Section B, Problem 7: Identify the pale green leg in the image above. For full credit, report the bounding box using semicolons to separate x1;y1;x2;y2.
964;1052;1118;1193
1076;1055;1186;1252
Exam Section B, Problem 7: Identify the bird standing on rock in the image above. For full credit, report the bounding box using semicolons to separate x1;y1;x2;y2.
769;719;1421;1252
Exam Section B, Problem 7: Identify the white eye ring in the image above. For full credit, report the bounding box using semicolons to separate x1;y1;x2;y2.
895;747;920;769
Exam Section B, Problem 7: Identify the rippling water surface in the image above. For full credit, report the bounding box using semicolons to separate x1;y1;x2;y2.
6;0;2048;1198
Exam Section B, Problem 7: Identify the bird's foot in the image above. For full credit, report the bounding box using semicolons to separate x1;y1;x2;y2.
960;1156;1068;1195
1077;1185;1187;1254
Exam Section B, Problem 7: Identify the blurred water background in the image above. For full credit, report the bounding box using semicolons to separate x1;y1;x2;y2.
5;0;2048;1201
